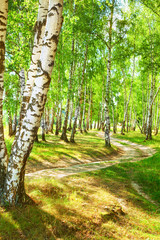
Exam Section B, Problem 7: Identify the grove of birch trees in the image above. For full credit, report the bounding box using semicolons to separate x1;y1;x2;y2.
0;0;160;206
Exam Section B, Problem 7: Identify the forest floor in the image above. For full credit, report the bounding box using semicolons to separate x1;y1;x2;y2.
0;130;160;240
26;132;155;180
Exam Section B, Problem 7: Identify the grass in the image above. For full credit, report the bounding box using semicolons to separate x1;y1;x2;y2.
113;131;160;205
5;130;117;173
0;130;160;239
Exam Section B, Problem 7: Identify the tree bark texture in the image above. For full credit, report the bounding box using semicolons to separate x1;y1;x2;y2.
2;0;63;205
0;0;8;196
15;0;49;140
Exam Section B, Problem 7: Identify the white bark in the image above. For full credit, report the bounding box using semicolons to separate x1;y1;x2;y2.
3;0;63;204
16;0;49;138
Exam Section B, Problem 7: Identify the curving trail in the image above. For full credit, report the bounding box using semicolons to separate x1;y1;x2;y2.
26;132;156;180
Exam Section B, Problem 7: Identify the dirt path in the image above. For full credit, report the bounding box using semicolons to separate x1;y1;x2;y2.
26;133;156;180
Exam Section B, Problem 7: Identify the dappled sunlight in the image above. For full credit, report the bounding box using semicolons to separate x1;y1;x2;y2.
25;132;117;173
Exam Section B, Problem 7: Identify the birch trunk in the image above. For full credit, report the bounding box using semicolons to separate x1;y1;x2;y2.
61;39;74;141
86;86;91;131
58;101;62;131
82;82;87;133
104;0;115;147
55;104;60;136
68;99;73;131
0;0;8;196
8;110;12;137
15;0;49;139
70;45;88;143
45;107;50;134
146;85;160;140
2;0;63;205
78;106;83;133
41;114;46;141
155;98;159;135
141;79;145;133
49;107;55;133
12;91;19;135
146;23;155;140
121;55;135;135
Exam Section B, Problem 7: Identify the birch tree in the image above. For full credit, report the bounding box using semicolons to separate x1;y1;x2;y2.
1;0;63;205
0;0;8;196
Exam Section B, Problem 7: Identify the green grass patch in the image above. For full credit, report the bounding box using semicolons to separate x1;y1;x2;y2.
0;130;159;239
4;130;117;173
1;168;160;239
113;131;160;205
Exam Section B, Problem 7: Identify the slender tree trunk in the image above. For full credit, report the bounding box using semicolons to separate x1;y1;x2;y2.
8;110;13;137
112;104;116;134
41;114;46;141
12;91;19;135
15;0;49;140
132;106;137;131
70;45;88;143
49;107;54;133
86;86;91;131
55;104;60;136
104;0;115;147
45;107;49;134
78;106;83;133
121;55;135;135
146;22;156;140
0;0;8;196
155;98;159;135
146;85;160;140
68;99;73;131
126;111;129;133
58;101;62;131
82;82;87;133
141;79;145;134
61;39;74;141
2;0;63;205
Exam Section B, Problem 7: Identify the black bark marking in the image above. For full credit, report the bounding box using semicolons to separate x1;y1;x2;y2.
34;18;47;44
0;15;6;20
50;35;59;44
48;61;54;67
0;20;5;26
48;12;54;17
37;60;51;82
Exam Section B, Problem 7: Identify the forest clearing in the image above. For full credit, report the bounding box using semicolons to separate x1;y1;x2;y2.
0;0;160;239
